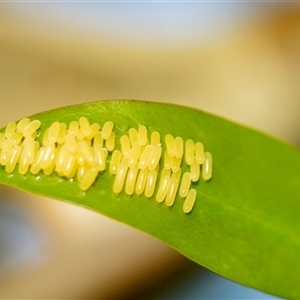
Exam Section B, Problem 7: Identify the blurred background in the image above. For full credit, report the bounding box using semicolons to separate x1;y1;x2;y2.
0;1;299;298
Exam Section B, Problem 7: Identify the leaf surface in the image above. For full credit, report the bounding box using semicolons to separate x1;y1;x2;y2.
0;100;299;298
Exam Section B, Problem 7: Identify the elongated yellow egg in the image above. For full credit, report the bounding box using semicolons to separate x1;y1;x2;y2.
79;167;98;191
120;135;131;158
148;145;162;171
68;121;79;136
171;156;182;173
165;134;175;157
113;158;129;194
5;146;21;173
183;189;197;213
179;172;191;198
138;145;153;169
202;151;213;181
102;121;114;139
23;120;41;138
5;122;17;139
79;116;92;137
138;125;148;145
110;150;122;175
48;121;61;144
135;168;148;195
190;160;200;182
0;139;14;166
156;175;171;203
164;150;172;170
30;147;46;175
105;131;115;152
128;142;141;167
93;132;104;149
185;139;194;165
195;142;205;164
17;118;30;133
144;168;158;198
129;128;139;146
165;178;179;207
125;166;139;195
174;136;183;158
57;123;67;144
151;131;160;146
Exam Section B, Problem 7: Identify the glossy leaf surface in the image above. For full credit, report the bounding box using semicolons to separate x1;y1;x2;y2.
0;100;299;298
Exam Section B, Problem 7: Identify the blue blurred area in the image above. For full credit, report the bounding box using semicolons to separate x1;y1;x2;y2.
145;266;279;299
0;194;46;277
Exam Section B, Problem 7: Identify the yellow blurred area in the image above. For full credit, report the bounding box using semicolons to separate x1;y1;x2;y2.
0;4;300;299
1;6;300;145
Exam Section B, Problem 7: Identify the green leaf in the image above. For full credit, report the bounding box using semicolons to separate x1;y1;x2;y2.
0;100;299;299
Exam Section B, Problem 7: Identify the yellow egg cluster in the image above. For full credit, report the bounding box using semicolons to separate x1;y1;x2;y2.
112;128;212;213
0;117;213;214
0;117;115;191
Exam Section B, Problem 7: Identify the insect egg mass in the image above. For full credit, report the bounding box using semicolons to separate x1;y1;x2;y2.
0;117;213;214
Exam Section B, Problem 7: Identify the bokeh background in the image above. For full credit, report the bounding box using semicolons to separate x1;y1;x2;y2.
1;1;299;298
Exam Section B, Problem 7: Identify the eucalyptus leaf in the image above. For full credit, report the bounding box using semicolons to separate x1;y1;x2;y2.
0;100;299;299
